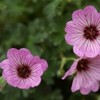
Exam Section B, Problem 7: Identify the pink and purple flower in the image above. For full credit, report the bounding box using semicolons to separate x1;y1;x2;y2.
65;6;100;57
0;48;48;89
62;56;100;95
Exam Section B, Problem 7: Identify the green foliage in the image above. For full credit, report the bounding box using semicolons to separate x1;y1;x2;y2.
0;77;6;92
0;0;100;100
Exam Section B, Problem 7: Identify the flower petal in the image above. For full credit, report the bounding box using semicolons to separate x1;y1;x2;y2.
65;21;84;34
72;9;88;27
84;5;98;26
3;69;20;88
73;40;100;57
80;87;91;95
62;60;78;80
71;73;83;92
7;48;21;65
25;55;40;66
31;63;43;76
91;81;99;92
88;63;100;80
79;71;99;94
65;33;85;46
29;77;41;87
37;59;48;71
0;59;9;69
17;79;31;89
19;48;32;56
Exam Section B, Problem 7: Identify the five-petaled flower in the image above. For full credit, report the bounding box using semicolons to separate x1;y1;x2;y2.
0;48;48;89
65;6;100;57
62;56;100;95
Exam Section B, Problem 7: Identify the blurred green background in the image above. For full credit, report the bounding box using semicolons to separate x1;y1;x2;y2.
0;0;100;100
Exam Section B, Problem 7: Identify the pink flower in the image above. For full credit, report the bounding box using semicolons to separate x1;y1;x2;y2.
0;48;48;89
62;56;100;95
65;5;100;57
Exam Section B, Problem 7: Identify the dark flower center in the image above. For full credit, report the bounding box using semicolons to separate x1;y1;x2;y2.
84;25;99;40
17;65;31;78
77;59;89;72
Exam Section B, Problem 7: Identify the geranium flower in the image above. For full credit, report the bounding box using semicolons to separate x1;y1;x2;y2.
65;6;100;57
0;48;48;89
62;56;100;95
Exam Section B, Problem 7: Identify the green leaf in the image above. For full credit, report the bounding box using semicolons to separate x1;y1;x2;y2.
0;77;6;92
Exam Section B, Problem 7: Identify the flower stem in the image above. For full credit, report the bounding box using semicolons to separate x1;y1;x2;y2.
57;57;75;76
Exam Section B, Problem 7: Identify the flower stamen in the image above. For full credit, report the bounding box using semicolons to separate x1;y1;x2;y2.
77;59;89;71
17;65;31;78
84;25;99;40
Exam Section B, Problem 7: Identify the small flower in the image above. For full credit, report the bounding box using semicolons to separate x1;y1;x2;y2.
0;48;48;89
65;5;100;57
62;56;100;95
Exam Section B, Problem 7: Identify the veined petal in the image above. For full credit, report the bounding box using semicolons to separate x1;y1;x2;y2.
80;72;99;95
71;73;83;92
19;48;32;55
84;5;98;26
25;55;40;67
7;48;21;65
62;60;78;80
79;71;99;94
31;63;43;76
29;77;41;87
73;40;100;57
65;21;84;34
72;9;88;27
88;66;100;80
65;33;85;46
